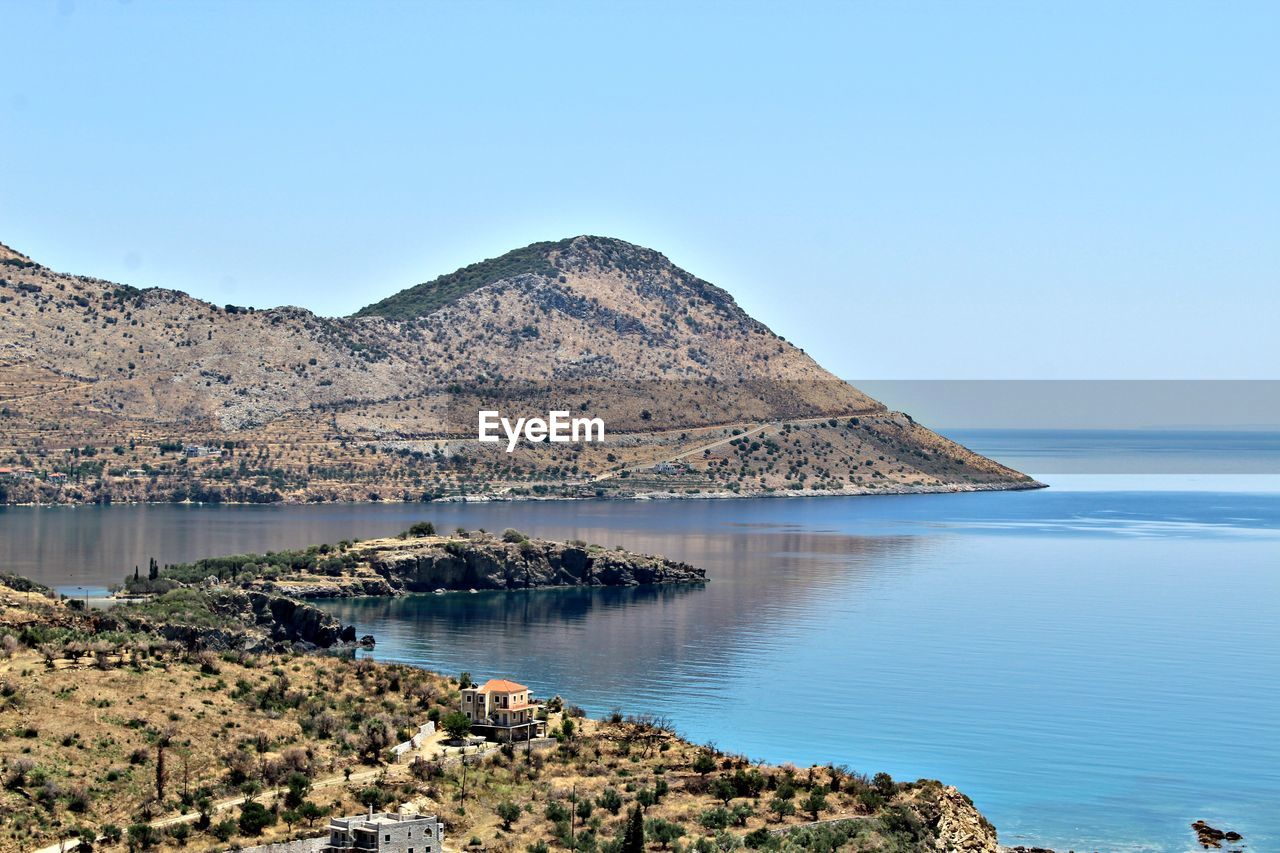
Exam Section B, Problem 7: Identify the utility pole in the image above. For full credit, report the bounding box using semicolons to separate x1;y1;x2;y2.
570;784;577;850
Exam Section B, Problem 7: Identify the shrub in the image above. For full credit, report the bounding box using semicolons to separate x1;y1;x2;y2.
210;818;237;842
597;787;623;815
127;824;160;850
407;521;436;537
497;801;521;830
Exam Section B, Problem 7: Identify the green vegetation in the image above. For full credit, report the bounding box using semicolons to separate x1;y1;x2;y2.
122;544;358;594
353;240;566;320
119;588;245;631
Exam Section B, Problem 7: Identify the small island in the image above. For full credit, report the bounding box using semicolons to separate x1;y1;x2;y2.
121;524;709;602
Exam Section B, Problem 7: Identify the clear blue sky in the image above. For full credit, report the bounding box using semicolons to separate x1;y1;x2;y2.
2;1;1276;379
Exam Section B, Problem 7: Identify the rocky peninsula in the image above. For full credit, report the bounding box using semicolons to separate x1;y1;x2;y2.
134;525;708;601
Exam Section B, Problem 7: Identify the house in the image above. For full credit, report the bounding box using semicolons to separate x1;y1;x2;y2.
0;467;35;482
460;678;547;742
125;468;147;478
323;810;442;853
46;472;67;484
183;444;223;459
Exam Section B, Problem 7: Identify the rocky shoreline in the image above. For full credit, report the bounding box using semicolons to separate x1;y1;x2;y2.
2;477;1046;508
249;532;709;600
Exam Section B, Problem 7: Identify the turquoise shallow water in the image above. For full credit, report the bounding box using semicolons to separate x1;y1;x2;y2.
2;430;1277;851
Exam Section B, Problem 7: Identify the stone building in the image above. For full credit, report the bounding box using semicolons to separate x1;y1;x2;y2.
323;810;442;853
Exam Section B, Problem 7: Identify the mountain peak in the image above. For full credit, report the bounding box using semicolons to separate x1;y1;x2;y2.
352;236;673;320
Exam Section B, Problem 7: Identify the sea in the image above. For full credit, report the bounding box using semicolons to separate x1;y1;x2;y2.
2;429;1277;852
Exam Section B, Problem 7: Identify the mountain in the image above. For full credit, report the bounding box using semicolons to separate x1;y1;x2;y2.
0;236;1039;504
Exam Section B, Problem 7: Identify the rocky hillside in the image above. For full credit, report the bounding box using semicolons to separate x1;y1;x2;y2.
0;578;1005;853
0;236;1039;504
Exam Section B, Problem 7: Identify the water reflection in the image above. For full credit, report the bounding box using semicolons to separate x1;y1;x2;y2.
324;529;922;713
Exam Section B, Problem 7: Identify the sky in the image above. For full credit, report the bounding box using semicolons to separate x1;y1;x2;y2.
1;1;1277;379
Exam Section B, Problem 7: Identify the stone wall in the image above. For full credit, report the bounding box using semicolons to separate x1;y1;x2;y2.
391;720;436;758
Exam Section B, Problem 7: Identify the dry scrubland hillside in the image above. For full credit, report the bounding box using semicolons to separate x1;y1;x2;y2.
0;237;1037;504
0;576;998;853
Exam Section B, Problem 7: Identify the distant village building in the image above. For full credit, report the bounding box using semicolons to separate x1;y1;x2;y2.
46;472;67;484
125;468;147;478
183;444;224;459
323;810;442;853
460;678;547;742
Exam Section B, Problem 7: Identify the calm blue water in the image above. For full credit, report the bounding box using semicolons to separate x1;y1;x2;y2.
1;430;1277;851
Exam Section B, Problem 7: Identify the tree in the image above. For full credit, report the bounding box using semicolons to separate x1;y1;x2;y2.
621;805;645;853
359;786;387;811
545;801;571;824
597;787;623;815
442;711;473;741
767;796;794;822
238;800;276;836
710;777;736;806
154;732;171;804
802;786;828;821
459;671;473;689
195;797;213;829
281;809;301;831
284;771;311;809
359;716;395;763
692;752;716;776
299;800;329;827
872;772;896;798
497;801;522;831
699;807;731;831
100;825;123;847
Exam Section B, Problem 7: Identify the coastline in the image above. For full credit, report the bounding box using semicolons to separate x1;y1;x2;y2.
0;478;1047;509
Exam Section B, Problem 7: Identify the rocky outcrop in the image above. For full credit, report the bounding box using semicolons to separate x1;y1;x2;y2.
255;534;707;599
367;538;706;592
908;781;1000;852
109;589;357;652
1191;820;1244;849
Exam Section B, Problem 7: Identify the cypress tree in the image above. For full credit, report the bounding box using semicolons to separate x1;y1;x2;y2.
622;804;644;853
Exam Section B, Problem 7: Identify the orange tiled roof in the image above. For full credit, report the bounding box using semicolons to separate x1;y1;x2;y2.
478;678;528;693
